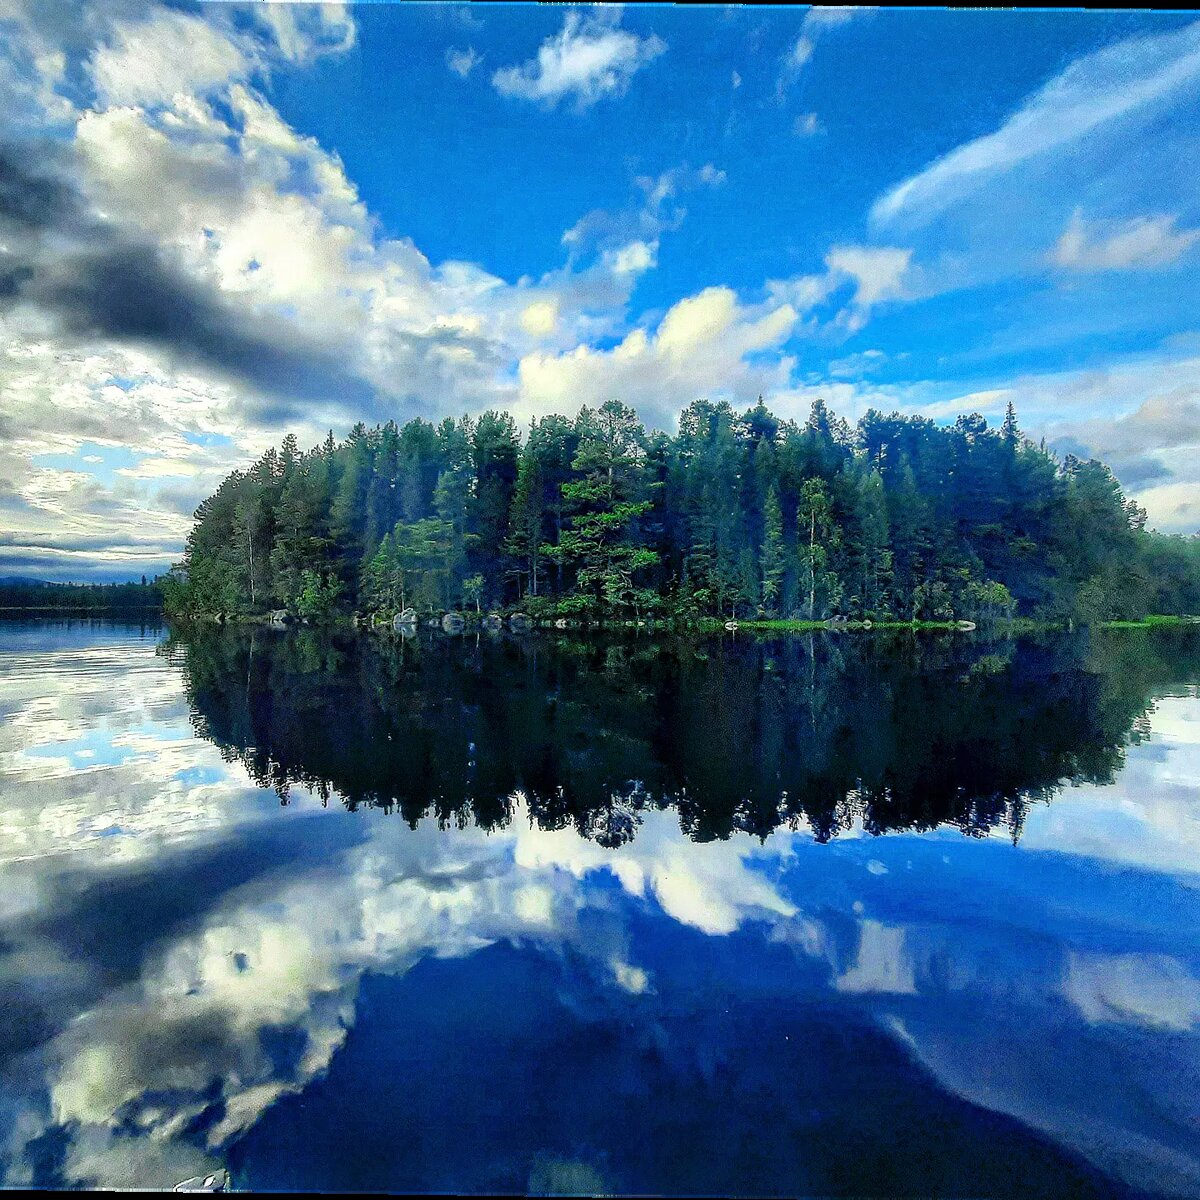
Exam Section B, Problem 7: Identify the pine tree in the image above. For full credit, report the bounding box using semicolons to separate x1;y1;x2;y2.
505;446;545;598
760;485;785;617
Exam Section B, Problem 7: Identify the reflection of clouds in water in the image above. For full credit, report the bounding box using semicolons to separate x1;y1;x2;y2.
1066;952;1200;1031
1020;696;1200;876
9;806;801;1188
836;921;917;995
0;652;314;868
513;810;797;934
4;630;1200;1193
1;630;814;1186
0;639;294;867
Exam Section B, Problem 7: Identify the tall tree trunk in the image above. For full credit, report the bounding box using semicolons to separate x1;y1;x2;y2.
246;524;256;606
808;511;816;622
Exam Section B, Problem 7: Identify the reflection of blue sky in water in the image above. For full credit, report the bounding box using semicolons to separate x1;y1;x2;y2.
1;623;1198;1194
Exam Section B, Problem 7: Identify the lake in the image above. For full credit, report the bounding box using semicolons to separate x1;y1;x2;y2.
1;618;1199;1196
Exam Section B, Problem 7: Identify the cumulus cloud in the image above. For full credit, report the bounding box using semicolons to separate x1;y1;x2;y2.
0;142;378;416
0;0;743;578
1052;209;1200;272
250;1;356;67
492;11;665;110
515;285;799;429
88;8;252;109
4;1;1197;577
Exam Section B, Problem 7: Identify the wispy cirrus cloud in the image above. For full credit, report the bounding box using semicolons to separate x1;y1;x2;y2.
1051;209;1200;272
872;19;1200;230
793;111;823;137
778;6;868;98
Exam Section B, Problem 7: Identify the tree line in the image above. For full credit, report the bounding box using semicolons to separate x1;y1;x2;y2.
0;576;164;610
163;397;1200;623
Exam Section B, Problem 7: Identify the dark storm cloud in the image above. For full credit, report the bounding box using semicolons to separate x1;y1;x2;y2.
1048;394;1200;495
1107;454;1172;489
0;530;179;554
1050;433;1175;491
0;140;379;411
0;141;80;230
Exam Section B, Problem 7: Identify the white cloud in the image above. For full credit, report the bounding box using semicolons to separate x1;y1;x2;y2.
793;112;823;137
789;37;814;71
872;20;1200;229
603;239;657;276
1052;209;1200;272
827;348;888;378
7;0;1198;578
920;388;1011;421
88;9;253;110
520;299;558;338
0;1;738;576
492;11;665;109
761;245;912;339
826;245;911;308
446;45;481;78
805;7;864;30
251;2;357;67
823;244;912;332
779;6;868;96
516;286;799;429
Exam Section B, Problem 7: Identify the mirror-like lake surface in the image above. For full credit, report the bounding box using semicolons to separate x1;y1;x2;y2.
2;619;1199;1196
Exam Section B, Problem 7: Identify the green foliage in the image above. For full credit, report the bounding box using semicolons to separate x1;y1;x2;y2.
165;397;1200;625
295;569;343;621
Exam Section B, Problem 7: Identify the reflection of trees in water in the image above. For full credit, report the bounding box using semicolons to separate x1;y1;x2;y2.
162;626;1200;845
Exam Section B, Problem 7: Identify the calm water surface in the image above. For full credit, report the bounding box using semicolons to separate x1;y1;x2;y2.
1;618;1199;1196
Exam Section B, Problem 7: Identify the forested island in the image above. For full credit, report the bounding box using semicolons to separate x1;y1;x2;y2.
163;398;1200;626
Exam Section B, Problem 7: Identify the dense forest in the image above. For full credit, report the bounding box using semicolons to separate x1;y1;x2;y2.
0;576;163;610
164;397;1200;624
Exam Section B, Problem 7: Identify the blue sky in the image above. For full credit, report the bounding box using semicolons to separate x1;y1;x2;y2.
1;3;1199;579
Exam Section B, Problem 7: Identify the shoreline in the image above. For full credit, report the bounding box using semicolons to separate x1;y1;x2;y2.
146;612;1198;634
0;605;164;614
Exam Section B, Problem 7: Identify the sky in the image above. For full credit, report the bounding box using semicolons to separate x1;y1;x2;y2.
1;3;1199;581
